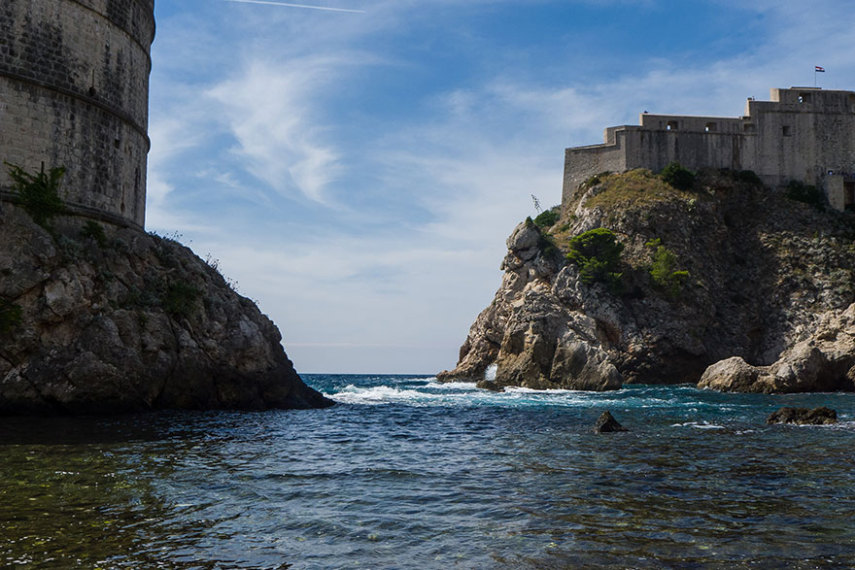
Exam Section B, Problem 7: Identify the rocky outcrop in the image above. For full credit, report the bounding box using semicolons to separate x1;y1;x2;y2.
438;220;622;391
0;205;333;414
594;411;627;433
699;304;855;393
767;407;837;425
439;169;855;393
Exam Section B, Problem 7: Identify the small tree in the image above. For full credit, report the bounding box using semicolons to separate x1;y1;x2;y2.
646;239;690;298
533;208;560;228
5;162;67;228
660;162;696;191
567;228;624;289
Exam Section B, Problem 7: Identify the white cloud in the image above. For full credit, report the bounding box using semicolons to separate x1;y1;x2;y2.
205;57;345;204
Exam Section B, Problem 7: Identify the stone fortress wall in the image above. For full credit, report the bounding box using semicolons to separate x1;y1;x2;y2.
563;87;855;212
0;0;155;229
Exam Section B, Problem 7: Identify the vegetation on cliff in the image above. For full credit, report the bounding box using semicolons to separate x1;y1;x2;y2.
5;162;67;229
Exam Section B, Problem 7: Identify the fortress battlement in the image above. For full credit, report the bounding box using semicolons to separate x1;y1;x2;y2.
563;87;855;211
0;0;156;229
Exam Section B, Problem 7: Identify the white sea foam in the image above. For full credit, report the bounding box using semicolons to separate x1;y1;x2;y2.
329;379;599;408
503;386;584;395
330;384;431;406
326;377;751;412
672;421;727;430
485;363;498;381
423;379;478;391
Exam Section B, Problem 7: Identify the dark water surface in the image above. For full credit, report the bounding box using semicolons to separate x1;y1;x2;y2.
2;376;854;568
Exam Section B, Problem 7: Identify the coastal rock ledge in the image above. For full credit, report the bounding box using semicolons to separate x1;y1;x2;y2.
0;205;333;415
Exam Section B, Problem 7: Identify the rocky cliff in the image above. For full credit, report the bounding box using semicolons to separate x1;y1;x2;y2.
438;169;855;393
0;204;333;414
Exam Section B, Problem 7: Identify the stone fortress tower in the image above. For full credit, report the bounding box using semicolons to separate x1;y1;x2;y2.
564;87;855;212
0;0;155;229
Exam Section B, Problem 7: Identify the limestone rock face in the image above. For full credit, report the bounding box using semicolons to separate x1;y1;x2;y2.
699;304;855;393
439;219;622;391
0;205;333;414
439;170;855;393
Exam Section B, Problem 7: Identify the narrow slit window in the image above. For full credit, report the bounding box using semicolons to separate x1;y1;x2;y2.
666;120;679;131
783;125;792;136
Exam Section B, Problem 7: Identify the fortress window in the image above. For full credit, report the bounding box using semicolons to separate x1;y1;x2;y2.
798;93;811;104
705;122;717;132
666;120;679;131
783;125;792;136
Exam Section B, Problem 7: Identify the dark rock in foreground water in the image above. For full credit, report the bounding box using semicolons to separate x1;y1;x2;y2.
594;411;627;433
0;205;333;415
767;406;837;425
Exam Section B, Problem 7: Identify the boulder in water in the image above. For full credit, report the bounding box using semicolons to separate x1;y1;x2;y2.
594;411;627;433
766;406;837;425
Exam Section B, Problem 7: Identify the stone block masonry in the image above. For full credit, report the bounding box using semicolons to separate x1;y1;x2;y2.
0;0;155;229
563;87;855;212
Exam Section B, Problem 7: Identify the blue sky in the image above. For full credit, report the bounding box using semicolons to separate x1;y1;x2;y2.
147;0;855;374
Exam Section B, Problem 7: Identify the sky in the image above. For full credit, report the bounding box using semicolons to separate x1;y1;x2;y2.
147;0;855;375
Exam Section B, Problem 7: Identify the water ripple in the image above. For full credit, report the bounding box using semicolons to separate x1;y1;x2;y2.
2;377;855;568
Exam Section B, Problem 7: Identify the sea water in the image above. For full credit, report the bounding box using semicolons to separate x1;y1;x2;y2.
1;375;854;568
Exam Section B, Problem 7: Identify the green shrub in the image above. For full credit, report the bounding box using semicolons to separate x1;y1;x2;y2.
533;208;560;228
80;221;107;247
567;228;623;289
0;297;22;335
785;180;824;209
660;162;696;191
5;162;67;228
646;239;690;297
539;232;558;257
163;281;201;319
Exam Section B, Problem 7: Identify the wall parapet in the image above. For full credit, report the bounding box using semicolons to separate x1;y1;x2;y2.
562;87;855;211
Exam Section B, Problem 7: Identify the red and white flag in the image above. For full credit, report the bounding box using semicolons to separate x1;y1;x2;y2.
815;66;826;72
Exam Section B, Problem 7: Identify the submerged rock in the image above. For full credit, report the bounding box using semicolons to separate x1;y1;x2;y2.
767;406;837;425
594;411;627;433
0;205;333;415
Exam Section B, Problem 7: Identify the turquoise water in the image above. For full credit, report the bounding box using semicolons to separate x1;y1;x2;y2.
2;375;854;568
